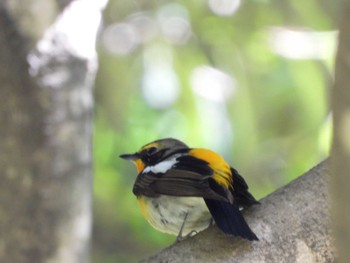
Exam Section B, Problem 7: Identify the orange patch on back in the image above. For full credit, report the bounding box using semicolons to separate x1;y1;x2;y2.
189;148;233;188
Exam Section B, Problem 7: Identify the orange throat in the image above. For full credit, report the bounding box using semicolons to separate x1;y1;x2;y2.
134;159;145;173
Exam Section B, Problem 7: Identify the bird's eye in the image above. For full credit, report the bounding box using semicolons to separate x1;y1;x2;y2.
146;147;157;156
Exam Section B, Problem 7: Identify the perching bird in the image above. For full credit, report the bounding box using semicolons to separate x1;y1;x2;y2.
120;138;259;241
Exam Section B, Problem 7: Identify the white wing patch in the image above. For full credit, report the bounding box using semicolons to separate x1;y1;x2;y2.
143;158;177;174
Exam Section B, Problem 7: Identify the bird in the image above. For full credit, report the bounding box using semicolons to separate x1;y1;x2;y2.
120;138;259;241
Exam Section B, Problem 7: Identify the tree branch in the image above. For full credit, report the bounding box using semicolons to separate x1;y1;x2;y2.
140;161;334;263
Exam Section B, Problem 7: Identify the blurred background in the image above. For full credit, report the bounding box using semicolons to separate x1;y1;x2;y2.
92;0;336;262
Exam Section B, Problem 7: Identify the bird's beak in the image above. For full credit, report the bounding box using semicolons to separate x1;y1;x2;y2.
119;153;139;161
120;152;145;172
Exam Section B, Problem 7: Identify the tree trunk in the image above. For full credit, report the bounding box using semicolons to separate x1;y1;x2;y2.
0;1;104;262
331;1;350;263
140;161;334;263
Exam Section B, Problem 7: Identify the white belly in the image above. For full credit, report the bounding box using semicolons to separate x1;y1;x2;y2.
138;195;212;236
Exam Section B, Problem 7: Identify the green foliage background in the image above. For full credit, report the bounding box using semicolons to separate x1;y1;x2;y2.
92;1;336;262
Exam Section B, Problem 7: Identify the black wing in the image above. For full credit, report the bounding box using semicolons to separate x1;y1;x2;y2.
133;155;230;202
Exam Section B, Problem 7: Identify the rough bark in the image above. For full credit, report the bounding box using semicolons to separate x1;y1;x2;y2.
331;1;350;263
0;1;103;262
140;161;334;263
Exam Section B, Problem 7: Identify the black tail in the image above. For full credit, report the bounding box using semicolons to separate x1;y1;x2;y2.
231;167;260;208
204;198;258;241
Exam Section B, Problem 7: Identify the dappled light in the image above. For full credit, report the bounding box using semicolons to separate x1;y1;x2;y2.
158;3;192;44
208;0;241;16
191;65;235;102
142;45;180;109
103;22;140;55
268;27;337;60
